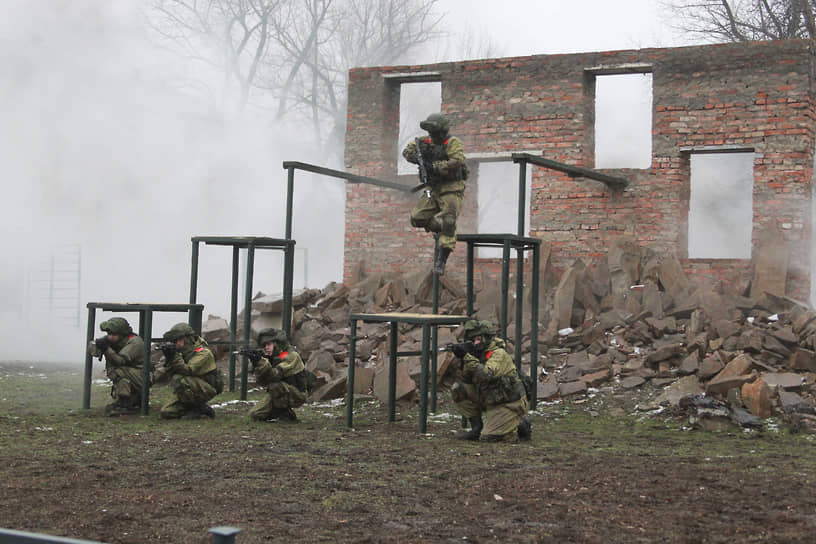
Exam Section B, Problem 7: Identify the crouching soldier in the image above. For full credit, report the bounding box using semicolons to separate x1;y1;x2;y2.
158;322;223;419
450;320;532;442
247;328;309;422
87;317;145;416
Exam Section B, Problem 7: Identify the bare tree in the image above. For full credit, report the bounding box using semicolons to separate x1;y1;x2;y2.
147;0;444;149
149;0;284;113
663;0;816;42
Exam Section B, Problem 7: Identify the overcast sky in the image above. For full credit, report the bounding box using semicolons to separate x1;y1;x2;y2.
438;0;686;57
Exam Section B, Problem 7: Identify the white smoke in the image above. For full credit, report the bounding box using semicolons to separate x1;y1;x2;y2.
0;0;344;362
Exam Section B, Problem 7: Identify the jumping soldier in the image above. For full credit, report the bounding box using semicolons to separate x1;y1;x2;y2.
402;113;467;275
450;319;532;442
157;322;223;419
87;317;145;416
246;328;309;422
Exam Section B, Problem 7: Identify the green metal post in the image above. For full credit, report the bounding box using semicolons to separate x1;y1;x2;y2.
500;239;510;339
419;323;430;434
282;241;294;335
466;241;474;316
388;321;397;422
431;235;439;413
229;246;239;392
345;318;357;428
530;243;540;409
285;166;295;240
189;239;200;304
82;306;95;409
140;310;152;415
514;245;524;371
241;242;256;400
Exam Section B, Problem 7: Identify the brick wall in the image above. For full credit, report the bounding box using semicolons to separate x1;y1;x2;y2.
344;40;816;300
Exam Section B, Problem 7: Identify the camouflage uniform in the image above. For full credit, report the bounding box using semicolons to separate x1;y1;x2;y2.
402;113;467;274
159;323;222;419
249;328;308;422
451;321;530;442
87;317;145;415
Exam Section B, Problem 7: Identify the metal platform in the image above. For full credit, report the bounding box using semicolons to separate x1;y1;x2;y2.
345;312;468;433
189;236;296;399
82;302;204;415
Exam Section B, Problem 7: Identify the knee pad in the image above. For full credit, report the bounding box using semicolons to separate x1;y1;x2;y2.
441;214;456;237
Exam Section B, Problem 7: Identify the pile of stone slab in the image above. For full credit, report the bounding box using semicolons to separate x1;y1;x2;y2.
537;239;816;432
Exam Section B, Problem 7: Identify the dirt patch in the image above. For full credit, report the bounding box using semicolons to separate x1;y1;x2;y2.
1;362;815;543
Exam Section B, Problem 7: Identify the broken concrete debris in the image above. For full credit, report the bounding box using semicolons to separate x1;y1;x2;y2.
201;240;816;433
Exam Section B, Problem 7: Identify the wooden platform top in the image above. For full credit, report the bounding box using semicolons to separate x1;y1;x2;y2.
349;312;469;325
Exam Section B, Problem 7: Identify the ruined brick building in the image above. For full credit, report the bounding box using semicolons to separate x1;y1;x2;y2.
343;40;816;303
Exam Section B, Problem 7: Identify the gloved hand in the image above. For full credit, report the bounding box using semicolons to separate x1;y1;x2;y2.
246;350;263;364
426;162;438;177
451;344;469;359
160;343;178;362
93;337;110;359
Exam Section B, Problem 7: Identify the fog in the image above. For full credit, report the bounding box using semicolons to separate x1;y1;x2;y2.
0;1;344;361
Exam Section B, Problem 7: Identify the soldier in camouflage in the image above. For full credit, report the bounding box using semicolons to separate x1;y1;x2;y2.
247;328;309;422
157;322;223;419
402;113;467;275
87;317;145;416
450;320;532;442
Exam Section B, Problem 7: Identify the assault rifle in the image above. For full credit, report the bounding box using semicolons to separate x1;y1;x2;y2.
93;336;110;361
232;348;265;370
411;136;432;194
439;340;474;359
154;342;178;362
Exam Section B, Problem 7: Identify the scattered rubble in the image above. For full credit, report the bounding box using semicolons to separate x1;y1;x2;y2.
201;240;816;433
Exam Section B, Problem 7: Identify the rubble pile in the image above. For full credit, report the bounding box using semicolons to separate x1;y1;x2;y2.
538;240;816;433
200;240;816;433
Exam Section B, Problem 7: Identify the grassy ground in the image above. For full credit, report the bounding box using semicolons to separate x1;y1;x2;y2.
1;361;815;543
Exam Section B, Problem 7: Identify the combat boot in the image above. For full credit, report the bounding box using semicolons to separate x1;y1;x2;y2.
200;405;215;418
181;407;202;419
455;416;483;440
434;247;452;275
280;408;298;422
109;396;137;416
517;418;532;442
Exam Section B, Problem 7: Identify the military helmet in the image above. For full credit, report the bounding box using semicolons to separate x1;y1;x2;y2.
462;319;495;341
257;328;289;347
163;322;196;342
100;317;132;336
420;113;450;134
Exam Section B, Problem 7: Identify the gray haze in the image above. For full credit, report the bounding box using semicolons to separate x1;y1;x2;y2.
0;1;343;361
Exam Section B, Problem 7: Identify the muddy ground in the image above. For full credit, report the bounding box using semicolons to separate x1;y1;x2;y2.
1;362;815;543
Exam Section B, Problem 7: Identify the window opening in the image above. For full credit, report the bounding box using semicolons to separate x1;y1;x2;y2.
397;81;442;175
595;73;652;169
477;161;531;258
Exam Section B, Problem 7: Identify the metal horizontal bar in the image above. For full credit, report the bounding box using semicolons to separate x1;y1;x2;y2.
679;145;755;154
282;161;412;193
511;152;629;189
397;350;424;357
192;236;294;248
350;312;469;325
457;233;541;247
86;302;204;312
0;528;105;543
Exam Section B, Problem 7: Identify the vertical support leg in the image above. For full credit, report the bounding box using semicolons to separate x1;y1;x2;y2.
388;321;397;422
345;318;358;428
82;306;96;409
137;310;146;340
241;243;256;400
419;323;430;434
282;241;295;336
229;246;239;392
285;166;295;240
189;239;200;304
466;242;475;316
530;243;541;410
431;235;440;414
430;325;438;414
500;239;510;339
514;246;525;372
140;310;153;416
189;305;203;335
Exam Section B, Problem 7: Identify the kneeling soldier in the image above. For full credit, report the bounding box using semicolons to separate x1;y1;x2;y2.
87;317;145;416
450;320;531;442
158;322;223;419
247;328;308;422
